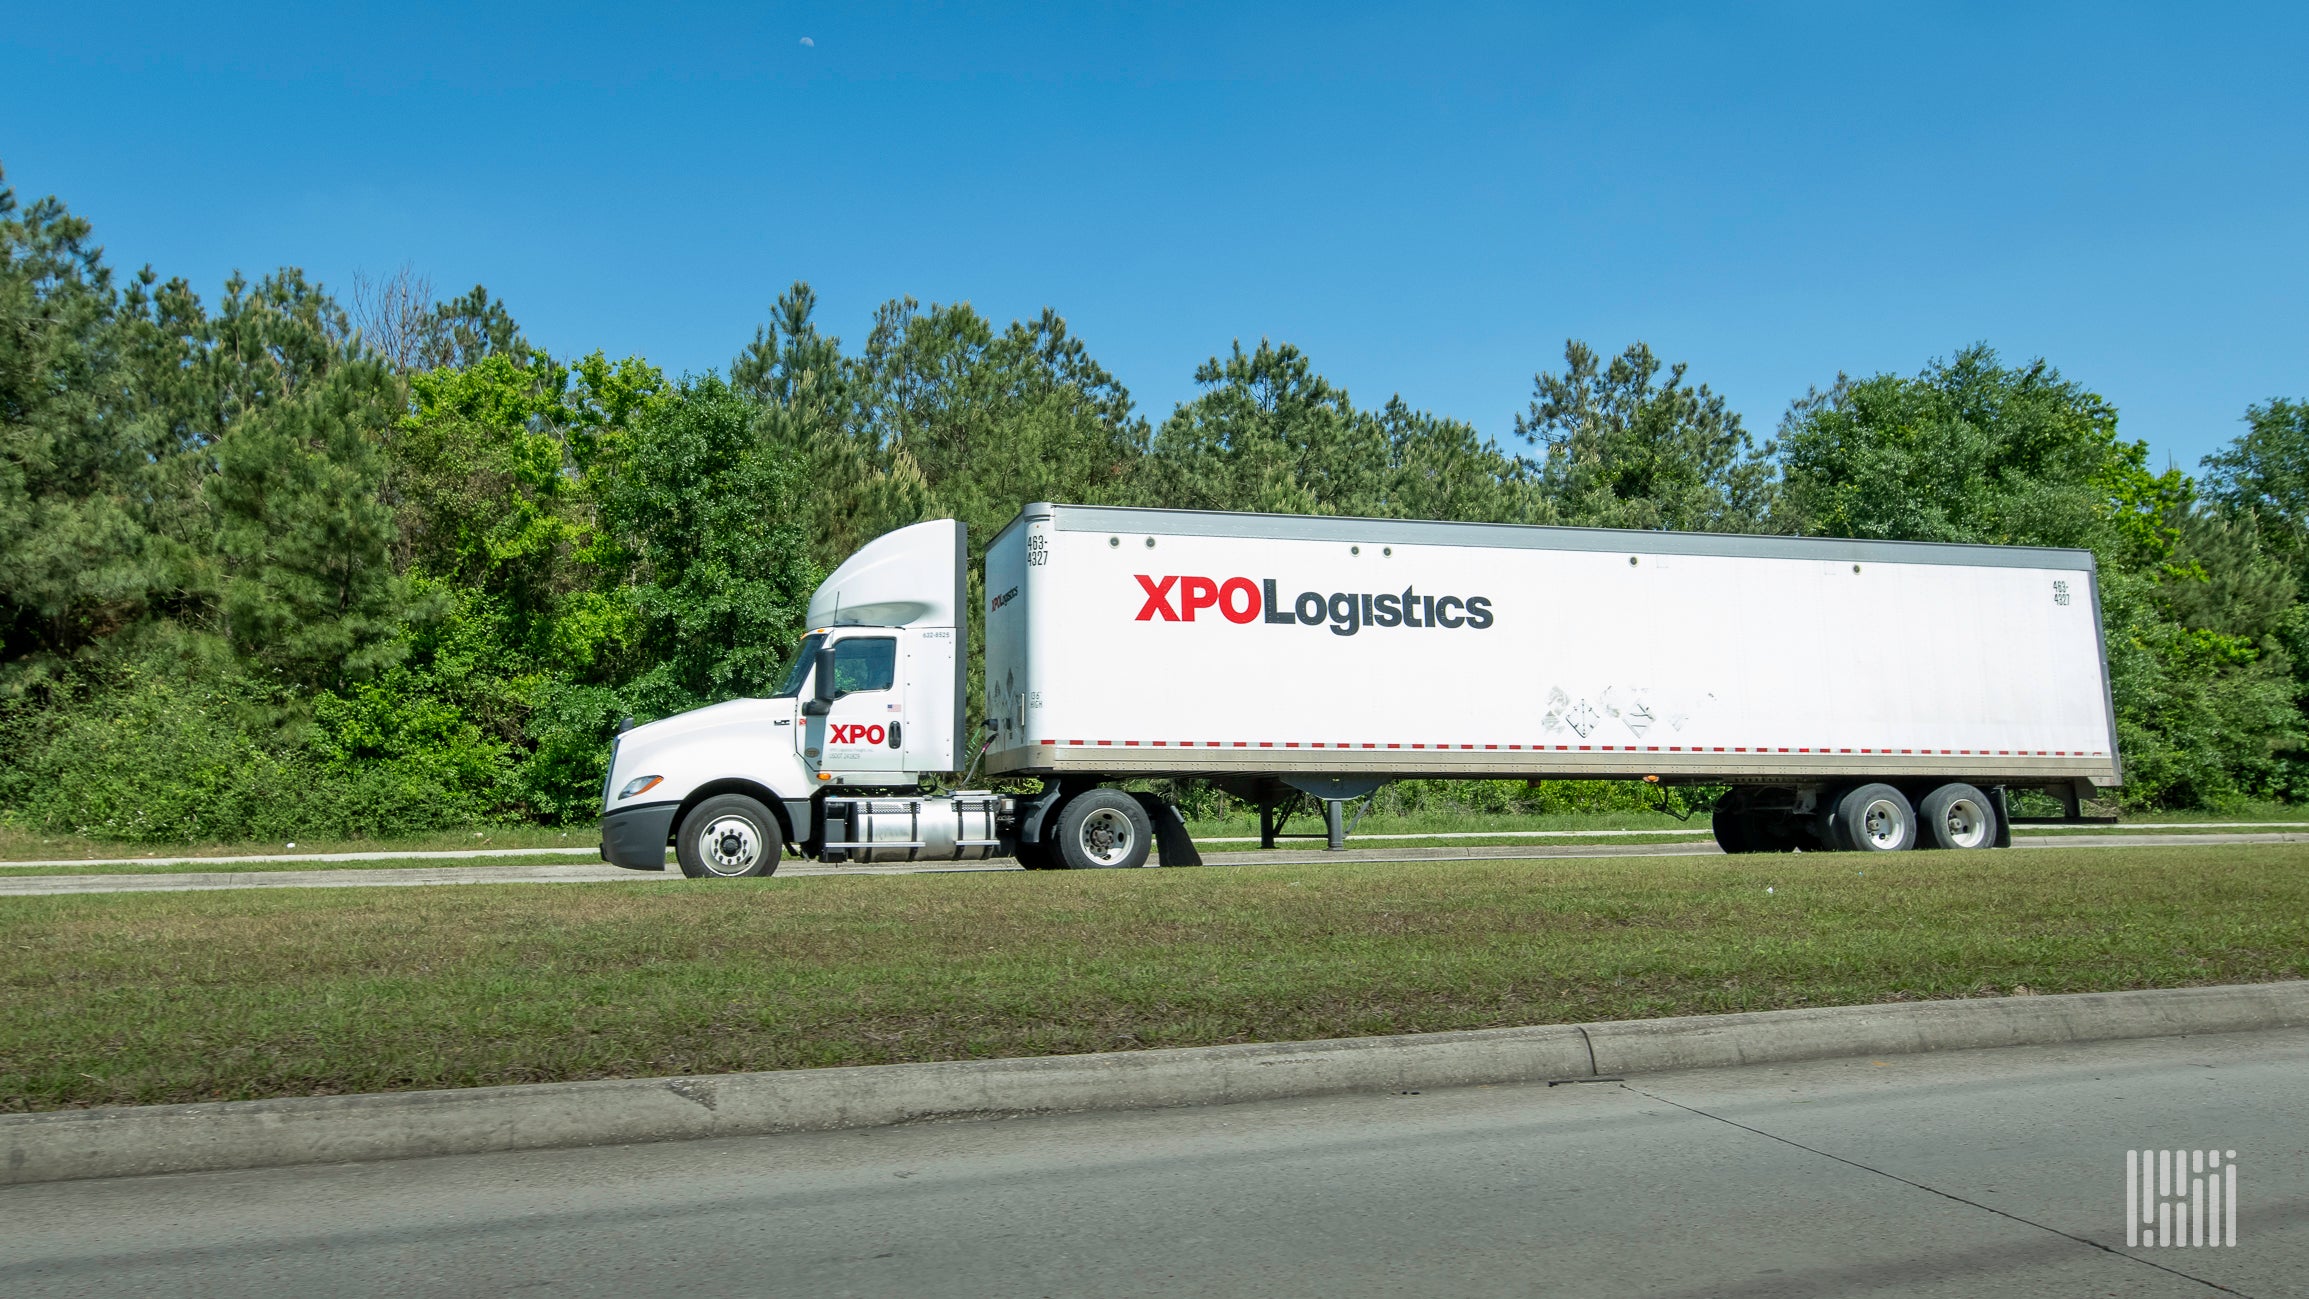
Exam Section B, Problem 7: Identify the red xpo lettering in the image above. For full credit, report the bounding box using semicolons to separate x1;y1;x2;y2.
1134;574;1180;621
1180;576;1220;619
1135;575;1265;623
1217;577;1259;623
828;724;887;745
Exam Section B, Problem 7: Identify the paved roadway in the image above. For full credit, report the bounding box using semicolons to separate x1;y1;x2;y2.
3;1029;2300;1297
2;831;2307;896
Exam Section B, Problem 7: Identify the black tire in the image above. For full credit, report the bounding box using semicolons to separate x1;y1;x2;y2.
1918;783;1996;850
675;794;783;878
1013;836;1057;870
1053;789;1154;869
1750;812;1805;853
1832;783;1916;852
1712;804;1752;854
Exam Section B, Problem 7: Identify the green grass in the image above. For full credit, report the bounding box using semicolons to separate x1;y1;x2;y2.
0;823;594;863
0;853;599;877
2;843;2303;1113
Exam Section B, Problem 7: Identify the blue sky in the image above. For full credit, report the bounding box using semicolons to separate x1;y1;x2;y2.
6;2;2303;473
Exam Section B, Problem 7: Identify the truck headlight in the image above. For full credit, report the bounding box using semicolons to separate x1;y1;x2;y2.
618;775;664;800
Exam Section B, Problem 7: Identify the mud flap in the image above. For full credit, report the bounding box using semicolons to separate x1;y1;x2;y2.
1131;793;1204;867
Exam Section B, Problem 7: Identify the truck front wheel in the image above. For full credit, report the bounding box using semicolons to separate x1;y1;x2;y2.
1054;789;1154;869
676;794;783;878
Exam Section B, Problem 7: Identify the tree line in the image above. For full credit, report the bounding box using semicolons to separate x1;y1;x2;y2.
4;167;2306;842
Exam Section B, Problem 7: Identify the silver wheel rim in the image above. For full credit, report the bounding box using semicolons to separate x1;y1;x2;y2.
1940;797;1990;848
697;815;763;876
1078;807;1136;867
1859;798;1908;849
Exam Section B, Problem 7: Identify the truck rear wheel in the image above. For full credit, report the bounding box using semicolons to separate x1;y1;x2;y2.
1711;805;1752;854
1832;784;1915;852
1054;789;1154;869
676;794;783;878
1918;783;1995;849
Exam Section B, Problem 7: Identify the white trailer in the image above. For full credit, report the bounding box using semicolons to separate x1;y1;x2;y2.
600;504;2119;875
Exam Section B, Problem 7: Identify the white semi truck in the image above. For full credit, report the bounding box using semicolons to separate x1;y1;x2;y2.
600;504;2120;876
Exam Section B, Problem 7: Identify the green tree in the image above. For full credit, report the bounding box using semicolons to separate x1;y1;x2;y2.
208;360;408;688
1149;339;1388;516
734;284;930;570
2200;399;2309;569
593;375;819;714
0;173;161;678
1518;341;1772;532
1774;346;2183;555
1376;396;1547;525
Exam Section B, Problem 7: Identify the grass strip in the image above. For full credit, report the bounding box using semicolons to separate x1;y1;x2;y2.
3;843;2302;1112
0;825;596;863
0;855;600;877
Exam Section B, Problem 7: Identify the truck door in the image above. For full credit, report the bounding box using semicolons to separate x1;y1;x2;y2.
801;633;909;785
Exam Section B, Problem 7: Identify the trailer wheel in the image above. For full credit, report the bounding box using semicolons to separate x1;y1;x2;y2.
1054;789;1154;869
1918;783;1995;850
675;794;783;878
1711;805;1752;854
1832;784;1915;852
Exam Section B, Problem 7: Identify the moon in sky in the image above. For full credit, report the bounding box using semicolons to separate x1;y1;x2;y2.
799;36;814;47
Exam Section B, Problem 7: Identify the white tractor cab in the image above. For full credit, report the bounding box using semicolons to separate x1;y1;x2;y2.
599;518;1193;877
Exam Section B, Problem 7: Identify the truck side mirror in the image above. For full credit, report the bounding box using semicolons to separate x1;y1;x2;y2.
802;645;839;716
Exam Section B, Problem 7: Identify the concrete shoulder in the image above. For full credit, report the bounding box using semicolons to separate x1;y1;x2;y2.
5;981;2303;1187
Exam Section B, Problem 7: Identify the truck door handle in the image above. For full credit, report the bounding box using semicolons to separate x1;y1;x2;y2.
888;722;902;749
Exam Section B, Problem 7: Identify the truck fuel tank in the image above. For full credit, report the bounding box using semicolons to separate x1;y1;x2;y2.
822;793;1010;863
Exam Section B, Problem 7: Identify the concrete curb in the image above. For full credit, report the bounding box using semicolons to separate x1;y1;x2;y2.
6;981;2304;1186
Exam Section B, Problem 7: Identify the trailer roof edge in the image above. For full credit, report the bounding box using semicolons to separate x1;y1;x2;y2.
1036;503;2098;572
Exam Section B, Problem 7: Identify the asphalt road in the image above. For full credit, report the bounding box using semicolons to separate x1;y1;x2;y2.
3;831;2307;896
3;1029;2300;1297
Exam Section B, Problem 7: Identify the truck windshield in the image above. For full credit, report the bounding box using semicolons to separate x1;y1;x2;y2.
771;634;825;698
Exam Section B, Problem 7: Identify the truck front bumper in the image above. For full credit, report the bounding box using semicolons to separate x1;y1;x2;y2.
600;802;680;870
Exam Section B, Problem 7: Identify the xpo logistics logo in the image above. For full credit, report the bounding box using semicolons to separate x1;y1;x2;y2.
827;724;890;745
1135;576;1494;636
